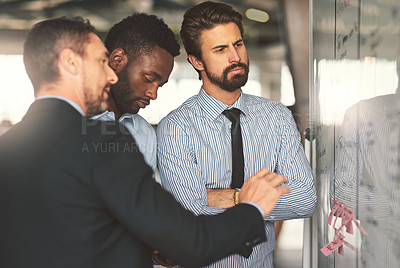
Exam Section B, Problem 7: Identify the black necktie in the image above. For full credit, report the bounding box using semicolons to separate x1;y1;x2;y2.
223;108;244;189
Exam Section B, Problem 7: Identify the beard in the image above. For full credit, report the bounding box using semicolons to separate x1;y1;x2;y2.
110;68;140;115
85;88;108;116
204;60;249;92
82;68;109;116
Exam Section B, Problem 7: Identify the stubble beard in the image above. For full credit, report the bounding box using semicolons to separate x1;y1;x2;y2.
109;68;140;115
85;88;108;116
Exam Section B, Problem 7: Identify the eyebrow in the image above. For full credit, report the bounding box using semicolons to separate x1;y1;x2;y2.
211;39;243;50
149;71;162;80
234;39;244;45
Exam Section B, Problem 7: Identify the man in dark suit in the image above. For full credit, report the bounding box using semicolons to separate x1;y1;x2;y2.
0;17;290;268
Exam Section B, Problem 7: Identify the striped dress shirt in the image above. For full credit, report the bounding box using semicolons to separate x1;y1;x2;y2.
157;88;316;268
333;93;400;267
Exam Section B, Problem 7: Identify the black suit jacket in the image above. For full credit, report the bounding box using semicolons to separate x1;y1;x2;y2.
0;99;265;268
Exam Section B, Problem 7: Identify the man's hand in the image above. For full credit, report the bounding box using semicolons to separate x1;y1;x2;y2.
153;251;176;267
206;188;236;209
240;168;290;217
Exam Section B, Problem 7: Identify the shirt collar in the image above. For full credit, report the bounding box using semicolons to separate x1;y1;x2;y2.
118;113;137;127
197;87;249;121
91;110;136;124
35;95;84;116
119;112;136;121
91;110;115;121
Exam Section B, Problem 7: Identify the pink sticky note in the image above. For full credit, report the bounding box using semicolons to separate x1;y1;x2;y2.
321;237;344;256
321;200;367;257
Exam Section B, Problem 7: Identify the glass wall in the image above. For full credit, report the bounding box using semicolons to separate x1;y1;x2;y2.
310;0;400;267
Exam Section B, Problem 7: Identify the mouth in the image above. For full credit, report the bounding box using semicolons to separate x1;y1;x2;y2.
137;99;150;109
228;67;244;75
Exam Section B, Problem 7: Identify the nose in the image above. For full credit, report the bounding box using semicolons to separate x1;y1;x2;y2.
228;46;241;63
107;65;118;85
145;86;158;100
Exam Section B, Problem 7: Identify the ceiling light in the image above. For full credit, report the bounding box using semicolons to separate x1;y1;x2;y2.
246;8;269;23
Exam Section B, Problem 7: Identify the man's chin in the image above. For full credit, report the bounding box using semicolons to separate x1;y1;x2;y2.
99;102;108;113
129;108;140;115
86;101;108;117
127;102;141;114
221;79;247;92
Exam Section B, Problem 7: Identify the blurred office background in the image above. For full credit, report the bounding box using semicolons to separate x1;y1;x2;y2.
1;0;399;267
0;0;303;125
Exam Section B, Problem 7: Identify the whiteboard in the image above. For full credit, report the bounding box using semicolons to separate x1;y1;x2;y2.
310;0;400;267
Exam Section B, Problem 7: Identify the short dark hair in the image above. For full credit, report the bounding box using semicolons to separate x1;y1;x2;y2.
180;1;244;60
105;13;180;62
23;17;96;93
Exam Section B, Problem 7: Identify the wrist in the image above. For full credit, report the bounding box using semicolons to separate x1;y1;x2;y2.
234;189;240;205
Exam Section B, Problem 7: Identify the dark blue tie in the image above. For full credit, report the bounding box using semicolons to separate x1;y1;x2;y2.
223;108;244;189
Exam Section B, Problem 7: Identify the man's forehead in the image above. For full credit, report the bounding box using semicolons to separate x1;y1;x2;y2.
86;33;108;54
200;23;242;46
131;47;173;66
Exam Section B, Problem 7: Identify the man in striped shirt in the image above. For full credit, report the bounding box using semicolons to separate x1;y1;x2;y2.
157;2;317;267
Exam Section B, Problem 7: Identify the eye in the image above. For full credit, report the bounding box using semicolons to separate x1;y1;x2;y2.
235;42;243;47
144;75;154;83
215;47;225;53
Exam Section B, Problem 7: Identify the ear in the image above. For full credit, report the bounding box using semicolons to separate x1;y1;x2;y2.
188;54;205;71
110;48;128;73
59;48;80;75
